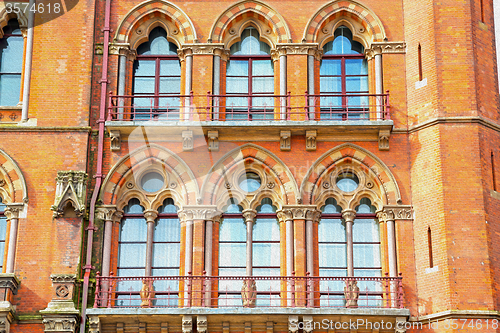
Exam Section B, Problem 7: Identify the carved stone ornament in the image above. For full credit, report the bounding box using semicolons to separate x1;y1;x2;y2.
50;274;76;301
303;316;313;333
241;279;257;308
378;129;391;151
207;131;219;151
140;280;155;308
280;130;291;151
88;316;100;333
288;316;299;333
94;43;103;55
109;130;121;151
182;316;193;333
395;317;408;333
51;171;88;218
96;206;122;223
0;274;20;295
381;205;413;221
306;130;317;151
0;314;10;333
273;44;323;61
41;315;79;333
0;179;4;187
344;279;360;308
182;131;194;151
3;205;23;222
197;316;208;333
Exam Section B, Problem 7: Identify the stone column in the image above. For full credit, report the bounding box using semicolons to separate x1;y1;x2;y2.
178;49;193;120
205;214;221;306
342;210;356;277
242;210;256;276
144;210;158;276
41;275;79;333
213;47;229;120
116;47;135;120
3;204;23;274
96;206;122;277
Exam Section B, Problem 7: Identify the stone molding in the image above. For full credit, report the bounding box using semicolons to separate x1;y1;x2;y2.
288;316;299;333
41;315;79;333
378;129;391;151
182;131;193;151
280;130;291;151
365;41;406;59
272;44;323;61
143;210;158;223
51;171;88;218
178;206;220;222
179;44;229;60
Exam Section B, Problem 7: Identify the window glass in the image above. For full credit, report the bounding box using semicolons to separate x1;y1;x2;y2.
153;199;180;277
0;198;5;269
0;20;24;106
230;27;271;55
118;199;147;277
238;172;261;192
141;172;165;193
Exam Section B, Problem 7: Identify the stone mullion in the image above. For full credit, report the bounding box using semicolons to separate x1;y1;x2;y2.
342;210;356;277
242;210;256;277
4;204;23;274
143;210;158;277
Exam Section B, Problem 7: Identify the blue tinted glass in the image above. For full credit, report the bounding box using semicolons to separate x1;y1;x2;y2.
356;198;376;213
239;172;261;192
319;243;346;267
159;199;178;213
230;28;271;55
134;60;155;77
141;172;164;192
254;218;279;242
0;36;24;73
321;198;341;213
220;218;246;242
0;75;21;106
353;218;379;242
336;172;359;192
219;242;246;267
160;60;181;76
323;26;364;55
320;59;341;76
345;59;368;75
137;27;178;55
123;199;144;214
252;60;273;75
154;217;180;242
318;218;345;243
256;198;276;213
119;217;147;242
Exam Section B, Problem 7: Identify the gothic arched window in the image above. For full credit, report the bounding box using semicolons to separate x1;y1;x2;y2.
0;20;24;106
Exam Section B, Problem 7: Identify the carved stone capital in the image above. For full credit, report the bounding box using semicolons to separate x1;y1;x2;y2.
96;206;122;223
177;48;193;62
3;204;23;221
143;210;158;223
178;206;220;221
0;274;20;295
270;47;288;62
242;210;257;224
41;315;79;333
181;44;227;60
366;41;406;60
182;315;192;333
88;316;100;333
214;47;231;62
381;205;413;221
342;209;356;223
0;311;13;333
279;206;319;222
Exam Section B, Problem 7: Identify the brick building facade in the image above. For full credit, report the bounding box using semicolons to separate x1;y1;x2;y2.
0;0;499;332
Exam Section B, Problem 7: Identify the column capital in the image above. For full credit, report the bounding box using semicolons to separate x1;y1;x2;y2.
242;209;257;223
3;204;24;221
143;210;158;223
278;205;320;222
365;41;406;60
178;206;220;221
379;205;413;222
341;209;356;223
96;206;123;223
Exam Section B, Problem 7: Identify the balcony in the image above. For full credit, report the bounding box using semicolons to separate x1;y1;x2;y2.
104;92;393;145
93;274;404;310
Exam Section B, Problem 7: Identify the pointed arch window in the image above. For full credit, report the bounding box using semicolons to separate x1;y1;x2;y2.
0;198;6;270
320;26;368;119
133;27;181;119
0;19;24;106
226;27;274;120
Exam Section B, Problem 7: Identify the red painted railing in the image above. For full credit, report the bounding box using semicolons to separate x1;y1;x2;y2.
93;273;404;309
105;91;390;122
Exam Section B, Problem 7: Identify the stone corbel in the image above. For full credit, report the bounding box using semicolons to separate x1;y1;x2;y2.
303;316;313;333
182;131;193;151
395;317;407;333
50;171;88;218
207;131;219;151
109;130;121;151
0;274;20;296
197;316;207;333
0;310;13;333
306;130;317;151
88;316;100;333
378;129;391;151
280;130;291;151
182;316;192;333
288;316;299;333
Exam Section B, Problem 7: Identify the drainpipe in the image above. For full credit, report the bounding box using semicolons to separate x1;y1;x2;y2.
79;0;111;330
21;0;35;121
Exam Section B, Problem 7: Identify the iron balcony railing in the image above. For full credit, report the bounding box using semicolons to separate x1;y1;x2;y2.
106;91;390;122
93;273;404;309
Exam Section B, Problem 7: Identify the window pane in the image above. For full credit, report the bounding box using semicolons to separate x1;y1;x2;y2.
320;77;342;93
226;60;248;76
226;77;248;94
320;59;341;76
119;218;147;242
158;97;181;111
0;216;6;268
0;36;24;73
219;243;246;267
252;60;273;76
159;77;181;94
220;218;246;241
133;77;155;94
252;77;273;93
318;218;345;242
118;243;146;268
346;77;368;93
252;97;274;111
345;59;368;75
353;219;379;242
160;60;181;76
319;243;346;268
254;218;279;241
153;243;180;268
353;244;381;268
154;218;180;242
134;60;156;77
253;243;280;266
0;75;21;106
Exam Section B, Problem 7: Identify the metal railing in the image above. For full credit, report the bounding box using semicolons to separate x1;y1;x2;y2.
106;91;391;122
93;272;404;309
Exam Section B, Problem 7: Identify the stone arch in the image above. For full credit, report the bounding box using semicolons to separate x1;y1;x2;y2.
300;143;401;209
200;144;299;210
100;144;199;211
0;6;28;38
0;149;28;205
114;0;197;49
209;0;292;48
302;0;386;49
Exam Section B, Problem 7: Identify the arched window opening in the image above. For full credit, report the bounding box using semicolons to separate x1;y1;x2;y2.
226;27;274;120
418;43;423;81
0;19;24;106
428;227;434;268
320;26;368;120
319;198;345;306
133;27;181;120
